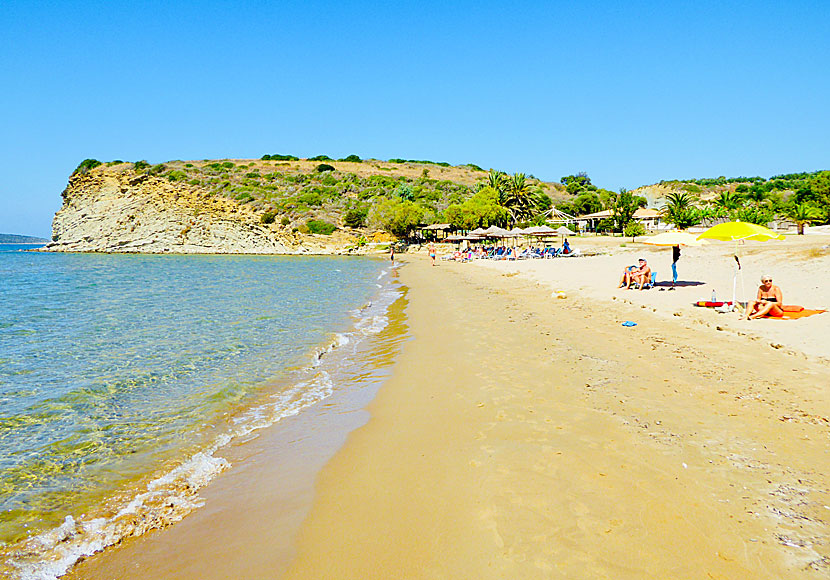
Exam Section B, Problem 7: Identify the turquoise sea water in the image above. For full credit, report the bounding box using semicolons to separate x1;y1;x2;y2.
0;246;396;577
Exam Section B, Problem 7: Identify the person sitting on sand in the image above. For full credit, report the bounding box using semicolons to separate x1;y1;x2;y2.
620;258;651;290
744;275;784;320
619;264;638;288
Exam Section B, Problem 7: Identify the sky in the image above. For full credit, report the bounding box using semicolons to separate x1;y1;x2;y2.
1;1;828;237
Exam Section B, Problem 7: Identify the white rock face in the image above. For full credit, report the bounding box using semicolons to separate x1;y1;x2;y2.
46;169;297;254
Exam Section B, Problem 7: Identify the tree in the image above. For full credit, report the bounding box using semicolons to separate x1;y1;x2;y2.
610;188;646;232
560;173;596;195
733;204;773;225
368;198;425;238
502;173;535;225
786;203;822;234
624;221;646;241
661;191;700;229
395;183;414;201
712;191;743;211
343;205;369;228
487;169;507;195
444;187;508;230
573;192;602;215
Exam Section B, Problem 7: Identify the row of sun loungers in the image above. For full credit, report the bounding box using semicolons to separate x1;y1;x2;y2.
443;246;581;262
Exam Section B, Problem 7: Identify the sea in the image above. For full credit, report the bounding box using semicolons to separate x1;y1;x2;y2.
0;244;402;579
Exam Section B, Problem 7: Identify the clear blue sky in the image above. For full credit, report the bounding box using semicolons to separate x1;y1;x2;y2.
1;0;828;237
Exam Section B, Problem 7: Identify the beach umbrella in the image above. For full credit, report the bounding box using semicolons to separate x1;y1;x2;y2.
697;221;785;309
555;225;575;236
469;227;488;236
643;231;706;287
696;221;784;243
524;225;557;237
482;225;509;237
643;231;706;247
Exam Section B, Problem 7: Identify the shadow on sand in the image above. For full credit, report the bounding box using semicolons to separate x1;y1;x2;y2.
655;281;705;288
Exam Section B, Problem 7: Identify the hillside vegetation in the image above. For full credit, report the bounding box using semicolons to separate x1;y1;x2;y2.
71;157;830;239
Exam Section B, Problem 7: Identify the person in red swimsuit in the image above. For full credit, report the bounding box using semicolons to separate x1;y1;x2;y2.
744;275;784;319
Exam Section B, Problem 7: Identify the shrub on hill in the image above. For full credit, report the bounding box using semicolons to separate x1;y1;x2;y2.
316;163;335;173
309;155;333;161
306;220;337;235
261;211;276;224
133;160;150;171
262;154;299;161
73;159;102;175
338;154;362;163
343;205;369;228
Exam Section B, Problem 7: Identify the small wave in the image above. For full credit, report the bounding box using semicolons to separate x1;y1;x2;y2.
11;453;229;580
6;269;403;580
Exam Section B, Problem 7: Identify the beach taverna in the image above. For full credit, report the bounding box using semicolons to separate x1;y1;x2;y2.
578;208;663;232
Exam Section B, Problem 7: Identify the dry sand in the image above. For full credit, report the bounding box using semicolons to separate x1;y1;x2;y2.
66;239;830;579
284;249;830;579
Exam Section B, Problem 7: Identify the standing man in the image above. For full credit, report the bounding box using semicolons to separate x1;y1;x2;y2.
428;242;436;266
671;245;681;288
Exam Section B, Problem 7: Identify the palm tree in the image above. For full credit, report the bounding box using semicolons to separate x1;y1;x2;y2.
661;191;699;229
712;191;742;211
502;173;536;225
786;203;822;235
487;169;507;195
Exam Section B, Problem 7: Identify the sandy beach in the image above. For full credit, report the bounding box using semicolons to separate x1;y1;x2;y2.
68;240;829;579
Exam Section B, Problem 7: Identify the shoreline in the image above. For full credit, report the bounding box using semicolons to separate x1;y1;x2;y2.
51;248;830;578
60;276;410;580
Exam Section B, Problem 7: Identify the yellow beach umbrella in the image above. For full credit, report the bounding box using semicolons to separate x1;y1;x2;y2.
696;221;784;243
696;221;785;309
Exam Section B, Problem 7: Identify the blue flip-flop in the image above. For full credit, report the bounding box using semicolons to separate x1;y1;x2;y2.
621;321;637;327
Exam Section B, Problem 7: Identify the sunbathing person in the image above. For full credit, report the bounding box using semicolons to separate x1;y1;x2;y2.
621;259;651;290
619;265;638;288
744;275;784;319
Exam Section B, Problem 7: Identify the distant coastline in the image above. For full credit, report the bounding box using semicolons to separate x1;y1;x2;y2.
0;233;48;244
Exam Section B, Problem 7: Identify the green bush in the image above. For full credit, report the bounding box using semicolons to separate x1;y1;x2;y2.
281;216;290;226
148;163;167;175
316;163;335;172
185;163;193;167
188;179;201;186
320;174;338;186
338;154;362;163
222;161;235;169
167;170;188;182
106;159;124;166
262;154;299;161
297;191;323;206
624;221;646;240
245;171;261;178
73;159;102;174
261;211;276;224
343;206;369;228
309;155;333;161
306;220;337;235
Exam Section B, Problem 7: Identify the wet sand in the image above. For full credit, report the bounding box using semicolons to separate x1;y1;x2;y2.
68;253;829;579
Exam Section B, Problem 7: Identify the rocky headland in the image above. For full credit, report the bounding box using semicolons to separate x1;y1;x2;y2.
44;166;362;254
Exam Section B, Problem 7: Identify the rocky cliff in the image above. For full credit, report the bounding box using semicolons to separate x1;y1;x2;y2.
45;167;357;254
